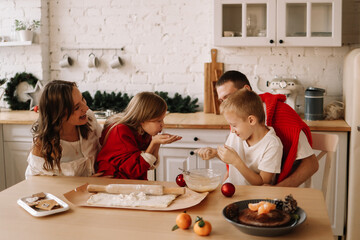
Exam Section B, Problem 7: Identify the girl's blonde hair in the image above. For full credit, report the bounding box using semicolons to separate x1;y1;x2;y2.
220;88;265;123
103;92;167;142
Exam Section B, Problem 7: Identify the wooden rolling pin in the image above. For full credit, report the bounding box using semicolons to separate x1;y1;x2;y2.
87;184;185;195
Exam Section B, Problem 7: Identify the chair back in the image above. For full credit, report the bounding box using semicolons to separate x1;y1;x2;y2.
305;132;339;197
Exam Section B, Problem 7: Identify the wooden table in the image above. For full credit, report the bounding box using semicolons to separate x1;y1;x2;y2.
0;176;333;240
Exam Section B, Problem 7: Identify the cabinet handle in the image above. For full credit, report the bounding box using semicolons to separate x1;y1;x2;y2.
190;151;195;155
193;137;199;141
279;39;284;44
269;39;274;44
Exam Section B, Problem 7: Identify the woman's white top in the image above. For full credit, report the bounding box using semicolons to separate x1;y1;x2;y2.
25;110;102;178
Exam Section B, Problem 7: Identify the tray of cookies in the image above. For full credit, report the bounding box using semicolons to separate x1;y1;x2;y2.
17;192;70;217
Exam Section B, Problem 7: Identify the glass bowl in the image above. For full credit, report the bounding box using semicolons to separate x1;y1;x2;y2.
183;168;222;193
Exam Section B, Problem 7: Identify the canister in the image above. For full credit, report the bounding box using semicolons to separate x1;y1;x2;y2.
305;87;325;121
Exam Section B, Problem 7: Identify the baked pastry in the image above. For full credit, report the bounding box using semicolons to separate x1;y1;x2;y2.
238;208;291;227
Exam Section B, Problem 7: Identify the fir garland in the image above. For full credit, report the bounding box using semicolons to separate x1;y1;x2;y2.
4;72;38;110
82;91;199;113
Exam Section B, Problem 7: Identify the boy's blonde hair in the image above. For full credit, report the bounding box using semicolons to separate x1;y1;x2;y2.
104;92;167;135
220;88;265;124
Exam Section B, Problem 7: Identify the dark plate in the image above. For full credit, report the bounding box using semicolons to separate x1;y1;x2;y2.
222;199;307;237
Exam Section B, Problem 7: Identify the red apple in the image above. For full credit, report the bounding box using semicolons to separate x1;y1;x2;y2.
176;174;186;187
221;182;235;197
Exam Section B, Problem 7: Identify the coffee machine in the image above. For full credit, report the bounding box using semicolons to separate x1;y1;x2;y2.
266;77;301;110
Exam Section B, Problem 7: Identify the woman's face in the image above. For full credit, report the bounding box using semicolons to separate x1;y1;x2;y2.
140;112;166;136
64;87;89;126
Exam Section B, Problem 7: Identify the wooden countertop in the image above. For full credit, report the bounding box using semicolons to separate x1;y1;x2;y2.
0;110;351;132
0;176;333;240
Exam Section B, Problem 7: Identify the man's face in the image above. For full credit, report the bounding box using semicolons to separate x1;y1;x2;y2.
216;81;239;103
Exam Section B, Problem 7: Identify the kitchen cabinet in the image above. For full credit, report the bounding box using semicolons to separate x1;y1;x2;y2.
158;128;347;237
1;125;32;189
214;0;342;47
156;129;229;182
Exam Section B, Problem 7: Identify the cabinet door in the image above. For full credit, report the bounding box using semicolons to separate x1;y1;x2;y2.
277;0;341;46
214;0;276;46
4;142;32;188
157;148;197;182
0;126;5;191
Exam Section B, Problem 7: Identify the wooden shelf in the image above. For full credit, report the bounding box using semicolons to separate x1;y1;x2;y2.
0;41;32;47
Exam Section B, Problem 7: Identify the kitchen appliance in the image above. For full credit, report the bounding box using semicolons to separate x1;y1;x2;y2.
266;77;301;110
304;87;325;121
343;48;360;240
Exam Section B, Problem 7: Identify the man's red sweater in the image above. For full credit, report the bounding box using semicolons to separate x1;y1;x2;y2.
259;93;312;183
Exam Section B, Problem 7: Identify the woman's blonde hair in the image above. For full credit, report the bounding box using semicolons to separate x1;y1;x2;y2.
103;92;167;142
220;88;265;123
32;80;92;172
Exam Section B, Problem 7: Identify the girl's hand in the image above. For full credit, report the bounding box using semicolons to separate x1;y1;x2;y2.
152;134;182;145
195;147;217;160
217;145;240;165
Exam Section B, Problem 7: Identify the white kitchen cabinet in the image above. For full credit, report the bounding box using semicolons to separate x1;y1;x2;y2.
0;126;5;191
214;0;342;47
2;125;32;189
156;129;229;182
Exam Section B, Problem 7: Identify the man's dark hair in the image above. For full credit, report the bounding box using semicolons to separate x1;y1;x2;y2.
216;70;252;90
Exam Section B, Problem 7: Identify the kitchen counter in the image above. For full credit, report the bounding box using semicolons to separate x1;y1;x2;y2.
0;110;351;132
0;176;333;240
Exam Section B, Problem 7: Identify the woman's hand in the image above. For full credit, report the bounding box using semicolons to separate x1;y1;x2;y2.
151;134;182;145
195;147;217;160
217;145;240;165
91;172;113;178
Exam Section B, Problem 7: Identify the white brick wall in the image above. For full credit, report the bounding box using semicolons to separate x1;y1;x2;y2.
0;0;358;111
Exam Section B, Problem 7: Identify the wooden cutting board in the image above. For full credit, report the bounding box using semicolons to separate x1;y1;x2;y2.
204;49;224;114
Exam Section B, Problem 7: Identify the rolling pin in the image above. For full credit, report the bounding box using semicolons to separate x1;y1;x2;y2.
87;184;185;195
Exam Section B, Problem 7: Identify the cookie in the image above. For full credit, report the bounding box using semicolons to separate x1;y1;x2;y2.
35;199;59;211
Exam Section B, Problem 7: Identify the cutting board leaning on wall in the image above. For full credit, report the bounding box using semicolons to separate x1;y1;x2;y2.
204;49;224;114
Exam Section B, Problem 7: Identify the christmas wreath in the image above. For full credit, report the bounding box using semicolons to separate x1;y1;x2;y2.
4;72;38;110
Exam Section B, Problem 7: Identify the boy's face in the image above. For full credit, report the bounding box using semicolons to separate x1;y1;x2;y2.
223;110;253;141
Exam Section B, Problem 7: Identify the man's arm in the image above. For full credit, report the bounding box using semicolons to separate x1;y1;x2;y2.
276;154;319;187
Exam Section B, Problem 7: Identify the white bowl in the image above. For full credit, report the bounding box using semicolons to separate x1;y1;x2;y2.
184;168;222;193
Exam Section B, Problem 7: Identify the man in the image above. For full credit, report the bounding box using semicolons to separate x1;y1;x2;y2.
198;70;318;187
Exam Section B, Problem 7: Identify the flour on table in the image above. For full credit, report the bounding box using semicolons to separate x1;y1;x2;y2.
87;192;177;208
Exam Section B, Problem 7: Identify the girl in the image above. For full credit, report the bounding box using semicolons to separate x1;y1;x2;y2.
95;92;182;180
25;80;102;177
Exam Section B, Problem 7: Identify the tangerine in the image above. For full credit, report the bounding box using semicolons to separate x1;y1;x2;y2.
193;217;212;236
175;212;192;230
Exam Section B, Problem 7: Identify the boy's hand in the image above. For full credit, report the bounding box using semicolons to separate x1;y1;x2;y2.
152;134;182;145
195;147;217;160
217;145;240;164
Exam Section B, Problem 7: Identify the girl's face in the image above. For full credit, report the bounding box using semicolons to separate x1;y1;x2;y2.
223;110;253;141
64;87;89;126
140;112;166;136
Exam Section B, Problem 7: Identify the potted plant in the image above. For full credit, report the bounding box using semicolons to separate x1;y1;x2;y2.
14;19;40;42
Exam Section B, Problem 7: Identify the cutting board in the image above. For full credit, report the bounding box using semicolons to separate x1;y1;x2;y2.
204;49;224;114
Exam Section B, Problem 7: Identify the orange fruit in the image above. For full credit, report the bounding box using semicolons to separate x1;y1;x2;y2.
175;212;192;230
257;201;276;214
193;217;212;236
248;203;260;211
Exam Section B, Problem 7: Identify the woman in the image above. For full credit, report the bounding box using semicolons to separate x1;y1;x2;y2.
25;80;102;177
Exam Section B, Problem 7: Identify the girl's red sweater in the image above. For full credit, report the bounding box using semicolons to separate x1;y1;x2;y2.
95;124;152;180
259;93;312;183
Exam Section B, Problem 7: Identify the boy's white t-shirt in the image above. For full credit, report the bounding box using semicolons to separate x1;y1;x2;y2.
225;127;283;185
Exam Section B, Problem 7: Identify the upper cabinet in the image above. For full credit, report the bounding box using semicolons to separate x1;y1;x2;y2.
214;0;342;47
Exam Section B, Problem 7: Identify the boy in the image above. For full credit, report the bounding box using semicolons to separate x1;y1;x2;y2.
217;89;283;185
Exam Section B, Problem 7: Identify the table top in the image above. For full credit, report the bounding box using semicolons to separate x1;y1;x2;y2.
0;110;351;132
0;176;333;240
